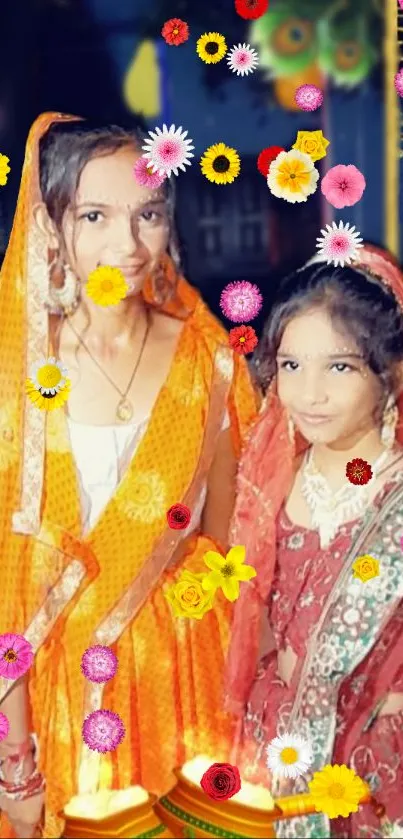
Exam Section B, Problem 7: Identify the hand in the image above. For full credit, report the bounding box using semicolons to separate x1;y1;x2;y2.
0;790;45;838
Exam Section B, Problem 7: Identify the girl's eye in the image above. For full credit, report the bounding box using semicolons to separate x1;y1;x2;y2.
279;360;300;371
81;211;103;223
331;363;353;373
140;210;160;222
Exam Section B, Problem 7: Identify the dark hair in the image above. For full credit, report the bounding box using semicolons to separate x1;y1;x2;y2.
38;116;181;267
254;260;403;397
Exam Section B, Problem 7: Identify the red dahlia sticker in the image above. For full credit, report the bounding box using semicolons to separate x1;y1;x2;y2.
200;762;242;801
345;458;373;486
229;324;258;355
167;503;192;530
161;18;189;46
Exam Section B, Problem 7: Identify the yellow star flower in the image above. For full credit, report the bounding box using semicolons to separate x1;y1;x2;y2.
293;130;330;162
86;266;129;307
308;764;368;819
201;545;256;602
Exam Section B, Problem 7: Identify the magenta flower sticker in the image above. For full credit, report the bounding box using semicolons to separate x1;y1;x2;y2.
81;645;118;684
0;633;34;680
220;281;263;323
0;712;10;742
82;709;125;753
294;84;323;112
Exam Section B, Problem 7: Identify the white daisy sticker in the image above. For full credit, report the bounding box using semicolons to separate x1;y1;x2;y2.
227;43;259;76
142;123;195;178
316;221;363;267
266;732;313;779
30;357;68;395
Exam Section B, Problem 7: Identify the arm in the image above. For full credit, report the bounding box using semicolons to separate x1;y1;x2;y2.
0;678;45;838
0;677;31;763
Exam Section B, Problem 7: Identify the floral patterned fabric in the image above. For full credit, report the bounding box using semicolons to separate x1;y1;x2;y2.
240;475;403;838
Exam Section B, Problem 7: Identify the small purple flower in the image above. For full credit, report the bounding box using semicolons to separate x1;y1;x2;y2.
0;712;10;743
394;69;403;98
220;281;263;323
81;645;118;683
294;84;324;112
82;709;125;753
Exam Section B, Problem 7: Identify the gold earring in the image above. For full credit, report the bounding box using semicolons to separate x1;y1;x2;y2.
287;415;295;446
381;394;398;450
151;261;172;306
45;258;80;316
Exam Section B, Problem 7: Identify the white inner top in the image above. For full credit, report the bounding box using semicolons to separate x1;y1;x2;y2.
67;409;230;535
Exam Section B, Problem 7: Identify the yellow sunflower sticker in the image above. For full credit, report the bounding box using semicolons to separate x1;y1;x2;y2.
196;32;227;64
200;143;241;185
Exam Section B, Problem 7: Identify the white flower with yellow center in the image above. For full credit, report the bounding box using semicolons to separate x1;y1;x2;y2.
266;732;313;779
30;357;68;395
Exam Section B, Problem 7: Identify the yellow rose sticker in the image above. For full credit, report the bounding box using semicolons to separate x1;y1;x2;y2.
292;130;330;162
0;154;10;186
352;554;380;583
165;570;216;620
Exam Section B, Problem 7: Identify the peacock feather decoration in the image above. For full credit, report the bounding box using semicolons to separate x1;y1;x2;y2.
249;0;382;89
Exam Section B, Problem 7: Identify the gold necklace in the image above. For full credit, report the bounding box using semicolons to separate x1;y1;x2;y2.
66;309;151;422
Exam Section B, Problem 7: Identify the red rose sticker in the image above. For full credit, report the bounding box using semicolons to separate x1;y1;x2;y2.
345;458;373;485
200;762;241;801
167;503;191;530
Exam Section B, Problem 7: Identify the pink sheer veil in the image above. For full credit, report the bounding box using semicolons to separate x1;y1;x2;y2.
224;244;403;716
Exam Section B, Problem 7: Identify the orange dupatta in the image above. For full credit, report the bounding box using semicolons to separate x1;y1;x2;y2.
0;113;258;837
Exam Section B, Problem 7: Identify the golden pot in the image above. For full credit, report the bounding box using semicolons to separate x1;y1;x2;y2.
154;768;276;838
61;792;173;839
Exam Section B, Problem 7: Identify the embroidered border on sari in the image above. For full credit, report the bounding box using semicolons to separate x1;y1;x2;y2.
0;534;98;703
274;480;403;838
11;114;79;537
77;346;234;792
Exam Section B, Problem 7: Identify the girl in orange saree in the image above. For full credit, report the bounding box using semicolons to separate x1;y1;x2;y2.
0;113;258;838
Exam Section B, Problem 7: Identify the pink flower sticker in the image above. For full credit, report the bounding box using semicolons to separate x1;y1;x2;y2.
0;633;34;680
133;156;167;189
0;712;10;743
220;281;263;323
321;165;366;209
82;709;125;753
81;645;118;683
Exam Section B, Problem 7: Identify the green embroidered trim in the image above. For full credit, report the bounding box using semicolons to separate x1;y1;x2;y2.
138;823;166;838
158;797;248;838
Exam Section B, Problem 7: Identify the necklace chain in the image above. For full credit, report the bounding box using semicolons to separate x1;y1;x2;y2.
66;309;151;422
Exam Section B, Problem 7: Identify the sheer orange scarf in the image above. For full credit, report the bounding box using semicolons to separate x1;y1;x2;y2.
0;112;205;538
225;245;403;714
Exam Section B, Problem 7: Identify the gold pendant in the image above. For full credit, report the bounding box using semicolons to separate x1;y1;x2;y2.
116;398;133;422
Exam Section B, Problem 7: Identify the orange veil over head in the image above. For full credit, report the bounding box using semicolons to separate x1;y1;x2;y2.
224;244;403;715
0;112;200;538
